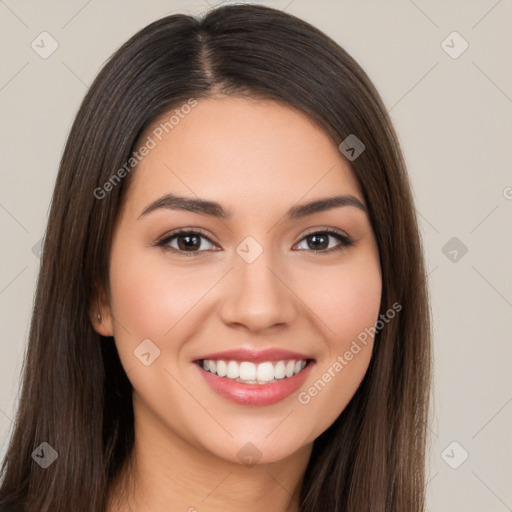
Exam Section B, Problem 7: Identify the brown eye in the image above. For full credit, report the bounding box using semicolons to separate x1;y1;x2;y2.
157;230;217;255
304;233;329;250
295;230;354;253
176;233;202;251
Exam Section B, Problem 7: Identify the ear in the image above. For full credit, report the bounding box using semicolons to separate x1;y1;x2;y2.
90;286;114;337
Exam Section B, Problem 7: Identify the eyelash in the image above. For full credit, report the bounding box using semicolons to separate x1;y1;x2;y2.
156;228;354;258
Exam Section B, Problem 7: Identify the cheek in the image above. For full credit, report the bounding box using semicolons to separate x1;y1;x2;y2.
108;246;214;341
106;247;205;401
331;269;382;346
299;253;382;350
106;243;229;389
291;252;381;433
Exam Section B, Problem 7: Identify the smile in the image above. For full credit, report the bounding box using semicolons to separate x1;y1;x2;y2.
200;359;308;384
195;358;315;406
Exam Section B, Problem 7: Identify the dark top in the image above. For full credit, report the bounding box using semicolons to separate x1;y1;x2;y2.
0;505;24;512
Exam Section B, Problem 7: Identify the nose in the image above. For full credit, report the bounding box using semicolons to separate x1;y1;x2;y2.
218;249;298;333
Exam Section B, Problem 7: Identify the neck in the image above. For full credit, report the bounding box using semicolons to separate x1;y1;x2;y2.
107;394;312;512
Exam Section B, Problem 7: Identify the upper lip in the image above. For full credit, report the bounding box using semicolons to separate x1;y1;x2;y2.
194;347;314;364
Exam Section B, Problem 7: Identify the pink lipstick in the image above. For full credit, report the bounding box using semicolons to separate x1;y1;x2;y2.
193;347;315;406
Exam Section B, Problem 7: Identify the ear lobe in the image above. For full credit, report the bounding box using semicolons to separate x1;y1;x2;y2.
90;288;114;337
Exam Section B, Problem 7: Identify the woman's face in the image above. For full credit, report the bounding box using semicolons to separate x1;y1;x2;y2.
95;96;381;465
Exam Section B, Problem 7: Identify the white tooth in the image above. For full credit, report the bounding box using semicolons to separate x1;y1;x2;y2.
226;361;239;379
285;360;295;378
207;358;307;382
239;362;256;381
216;360;227;377
256;362;275;382
274;360;286;379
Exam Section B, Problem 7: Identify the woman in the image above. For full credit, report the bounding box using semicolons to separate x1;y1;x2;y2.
0;4;431;511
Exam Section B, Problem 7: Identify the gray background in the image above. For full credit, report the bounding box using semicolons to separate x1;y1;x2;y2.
1;1;511;510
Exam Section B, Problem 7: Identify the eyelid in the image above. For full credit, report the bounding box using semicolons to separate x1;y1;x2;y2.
156;227;217;245
299;226;350;239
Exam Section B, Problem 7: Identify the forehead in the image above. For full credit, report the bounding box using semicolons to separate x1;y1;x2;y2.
123;96;363;218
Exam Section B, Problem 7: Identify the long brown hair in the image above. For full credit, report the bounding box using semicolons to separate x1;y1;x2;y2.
0;4;431;511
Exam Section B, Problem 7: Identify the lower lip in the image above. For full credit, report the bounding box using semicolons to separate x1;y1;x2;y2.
195;361;314;406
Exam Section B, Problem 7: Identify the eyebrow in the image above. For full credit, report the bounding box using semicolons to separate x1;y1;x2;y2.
137;192;367;220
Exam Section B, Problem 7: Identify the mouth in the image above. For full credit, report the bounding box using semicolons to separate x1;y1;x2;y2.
193;356;316;406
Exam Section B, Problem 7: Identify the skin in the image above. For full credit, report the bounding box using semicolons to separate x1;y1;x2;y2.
91;96;382;512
